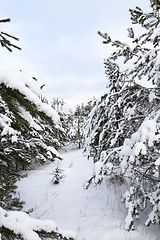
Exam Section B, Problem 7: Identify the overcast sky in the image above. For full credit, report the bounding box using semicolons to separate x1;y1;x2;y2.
0;0;150;111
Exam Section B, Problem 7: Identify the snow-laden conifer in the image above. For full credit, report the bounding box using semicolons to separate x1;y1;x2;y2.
85;1;160;230
0;18;75;240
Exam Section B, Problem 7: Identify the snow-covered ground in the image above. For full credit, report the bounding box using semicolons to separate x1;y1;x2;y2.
17;147;160;240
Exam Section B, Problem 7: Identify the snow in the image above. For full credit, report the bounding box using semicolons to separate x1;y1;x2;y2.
120;157;128;174
0;113;20;136
47;146;63;159
19;106;43;131
11;135;18;143
133;142;147;156
106;162;113;174
155;157;160;166
127;106;135;119
0;206;76;240
16;148;160;240
120;145;132;157
94;161;104;184
149;90;156;102
120;119;158;165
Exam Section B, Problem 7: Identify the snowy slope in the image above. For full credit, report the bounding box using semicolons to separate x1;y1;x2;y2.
17;148;160;240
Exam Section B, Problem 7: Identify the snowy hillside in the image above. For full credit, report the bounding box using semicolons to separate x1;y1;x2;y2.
17;148;160;240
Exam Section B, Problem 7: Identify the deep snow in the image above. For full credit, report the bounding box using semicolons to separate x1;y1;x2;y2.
17;147;160;240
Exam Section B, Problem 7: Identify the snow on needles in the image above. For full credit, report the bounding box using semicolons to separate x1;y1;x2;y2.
120;118;159;173
0;207;77;240
0;113;20;137
0;70;59;123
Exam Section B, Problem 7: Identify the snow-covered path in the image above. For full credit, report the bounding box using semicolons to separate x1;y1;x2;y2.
17;148;160;240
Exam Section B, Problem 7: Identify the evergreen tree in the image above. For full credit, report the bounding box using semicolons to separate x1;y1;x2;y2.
0;71;70;239
0;19;75;240
66;103;92;149
85;1;160;230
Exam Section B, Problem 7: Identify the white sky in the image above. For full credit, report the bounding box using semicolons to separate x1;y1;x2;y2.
0;0;151;111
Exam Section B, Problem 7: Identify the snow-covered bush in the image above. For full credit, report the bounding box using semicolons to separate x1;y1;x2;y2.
52;167;65;184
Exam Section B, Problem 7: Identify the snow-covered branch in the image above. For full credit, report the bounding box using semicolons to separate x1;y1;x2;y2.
108;114;145;124
0;207;77;240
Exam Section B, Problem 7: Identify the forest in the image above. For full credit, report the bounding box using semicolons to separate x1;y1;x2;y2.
1;1;160;239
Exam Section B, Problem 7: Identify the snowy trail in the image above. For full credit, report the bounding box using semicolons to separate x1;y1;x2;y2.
17;148;160;240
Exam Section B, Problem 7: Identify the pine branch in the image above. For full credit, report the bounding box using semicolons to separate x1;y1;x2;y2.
103;146;122;165
98;31;138;57
0;34;21;51
0;18;11;23
9;42;21;51
108;114;145;124
0;18;21;51
0;35;21;51
1;31;19;41
3;44;12;52
134;168;159;183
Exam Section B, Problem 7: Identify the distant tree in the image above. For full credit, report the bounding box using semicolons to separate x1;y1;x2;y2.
63;102;93;148
74;105;84;149
51;97;56;110
41;95;49;104
51;98;66;112
60;99;66;112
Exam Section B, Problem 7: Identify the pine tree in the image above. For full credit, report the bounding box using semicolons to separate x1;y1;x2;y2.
85;1;160;230
0;18;75;240
0;72;71;239
66;103;92;149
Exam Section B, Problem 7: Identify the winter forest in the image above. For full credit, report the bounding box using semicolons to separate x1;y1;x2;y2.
1;1;160;240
